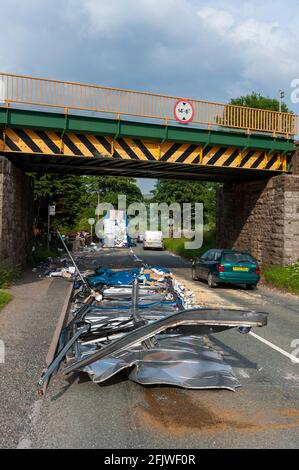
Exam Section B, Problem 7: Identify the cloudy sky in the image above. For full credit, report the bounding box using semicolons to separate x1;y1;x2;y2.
1;0;299;192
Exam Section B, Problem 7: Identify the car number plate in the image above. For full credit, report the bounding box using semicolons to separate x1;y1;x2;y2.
232;266;249;272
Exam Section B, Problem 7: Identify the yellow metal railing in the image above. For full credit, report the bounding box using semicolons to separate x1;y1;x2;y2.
0;72;297;137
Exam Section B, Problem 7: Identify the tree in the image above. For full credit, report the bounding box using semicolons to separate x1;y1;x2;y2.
81;176;144;208
216;92;293;134
31;174;84;231
150;179;218;227
31;173;144;235
229;92;292;113
75;176;144;231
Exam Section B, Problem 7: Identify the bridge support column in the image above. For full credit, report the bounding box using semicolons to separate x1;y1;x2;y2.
0;157;33;268
216;174;299;265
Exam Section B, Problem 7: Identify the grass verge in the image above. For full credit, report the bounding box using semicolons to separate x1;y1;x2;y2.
0;266;19;310
0;266;21;289
0;291;13;310
164;230;216;260
262;263;299;296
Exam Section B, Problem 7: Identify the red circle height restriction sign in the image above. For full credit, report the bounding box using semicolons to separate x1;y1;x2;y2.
174;99;194;124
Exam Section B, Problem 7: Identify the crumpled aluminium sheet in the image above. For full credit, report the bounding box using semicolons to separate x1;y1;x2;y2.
83;304;178;325
81;334;241;391
67;308;267;374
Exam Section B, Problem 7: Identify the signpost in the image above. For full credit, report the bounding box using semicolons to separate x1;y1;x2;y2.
174;99;194;124
88;218;95;242
47;204;56;250
49;205;56;216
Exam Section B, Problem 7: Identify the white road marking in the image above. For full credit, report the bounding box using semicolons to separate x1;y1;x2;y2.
16;399;43;449
237;369;250;379
17;438;32;449
29;399;43;425
284;372;299;383
249;331;299;364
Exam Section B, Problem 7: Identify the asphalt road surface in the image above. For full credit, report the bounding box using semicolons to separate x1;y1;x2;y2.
1;245;299;449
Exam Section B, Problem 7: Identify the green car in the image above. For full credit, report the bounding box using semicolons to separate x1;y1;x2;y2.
192;249;261;289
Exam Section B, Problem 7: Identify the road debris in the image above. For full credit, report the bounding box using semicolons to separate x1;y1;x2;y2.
38;258;268;394
103;210;128;248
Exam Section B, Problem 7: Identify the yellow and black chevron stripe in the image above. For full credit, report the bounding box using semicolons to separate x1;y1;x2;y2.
202;145;286;171
0;128;286;171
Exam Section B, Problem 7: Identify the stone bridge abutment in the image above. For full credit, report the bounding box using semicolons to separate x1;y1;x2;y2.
216;173;299;265
0;156;33;268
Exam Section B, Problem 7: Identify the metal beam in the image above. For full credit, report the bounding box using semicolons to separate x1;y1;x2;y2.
0;107;295;153
6;154;280;183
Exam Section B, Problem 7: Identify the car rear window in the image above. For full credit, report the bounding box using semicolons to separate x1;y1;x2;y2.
222;253;254;263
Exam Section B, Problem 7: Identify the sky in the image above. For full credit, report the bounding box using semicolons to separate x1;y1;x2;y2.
1;0;299;193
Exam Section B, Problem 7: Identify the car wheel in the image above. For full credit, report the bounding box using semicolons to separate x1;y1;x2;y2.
208;272;217;288
192;267;198;281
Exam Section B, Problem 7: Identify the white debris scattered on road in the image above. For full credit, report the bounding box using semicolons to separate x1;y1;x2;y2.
172;278;201;309
49;266;76;278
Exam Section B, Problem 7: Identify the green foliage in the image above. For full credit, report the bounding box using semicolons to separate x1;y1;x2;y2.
0;266;21;289
262;261;299;295
229;92;292;113
31;246;62;264
72;210;97;232
0;291;13;310
31;174;143;234
31;174;85;229
164;230;216;260
76;176;144;230
81;176;144;206
150;180;218;227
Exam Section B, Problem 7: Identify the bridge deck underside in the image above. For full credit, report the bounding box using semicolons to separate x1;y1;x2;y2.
0;109;294;182
4;152;285;183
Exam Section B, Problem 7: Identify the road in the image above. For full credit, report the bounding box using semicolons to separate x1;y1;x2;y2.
1;245;299;449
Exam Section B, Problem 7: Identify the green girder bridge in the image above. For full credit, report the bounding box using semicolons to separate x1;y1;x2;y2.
0;72;297;182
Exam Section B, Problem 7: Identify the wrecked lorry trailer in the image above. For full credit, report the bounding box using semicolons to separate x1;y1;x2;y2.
38;261;268;394
63;307;267;391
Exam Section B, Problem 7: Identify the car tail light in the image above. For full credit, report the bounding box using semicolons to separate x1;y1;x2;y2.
255;266;261;275
216;264;225;272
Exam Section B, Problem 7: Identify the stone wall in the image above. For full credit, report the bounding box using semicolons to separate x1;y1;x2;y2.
0;156;33;268
216;174;299;265
294;141;299;175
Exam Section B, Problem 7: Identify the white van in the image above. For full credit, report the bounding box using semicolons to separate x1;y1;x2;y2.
143;231;164;250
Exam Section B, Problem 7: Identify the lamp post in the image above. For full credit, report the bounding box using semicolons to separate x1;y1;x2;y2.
94;190;101;222
278;90;285;133
88;218;95;243
279;90;285;113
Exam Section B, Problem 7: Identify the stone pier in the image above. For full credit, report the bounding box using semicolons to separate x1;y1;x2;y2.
216;174;299;266
0;156;33;268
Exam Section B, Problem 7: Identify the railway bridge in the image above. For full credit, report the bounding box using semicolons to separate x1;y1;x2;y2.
0;73;298;266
